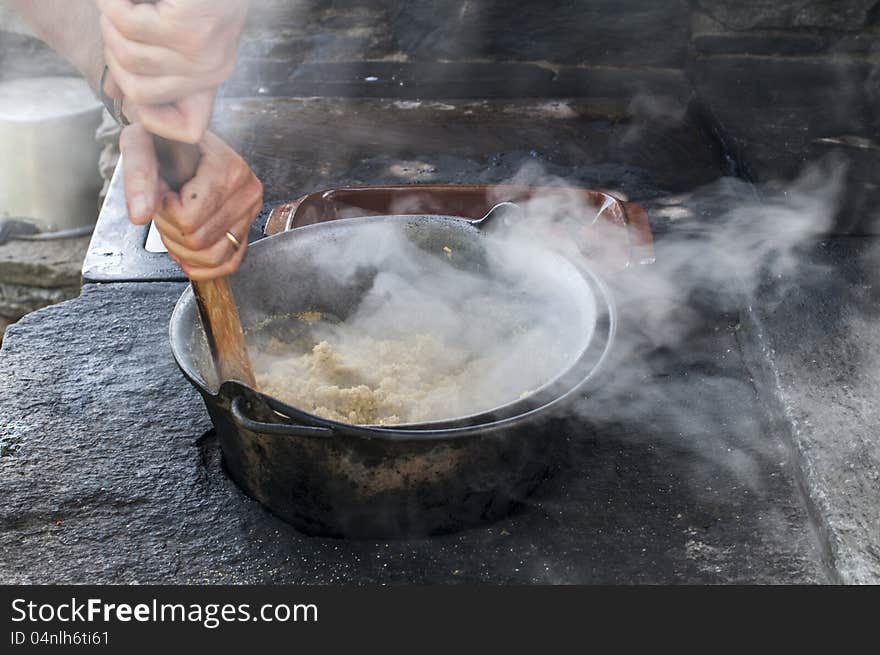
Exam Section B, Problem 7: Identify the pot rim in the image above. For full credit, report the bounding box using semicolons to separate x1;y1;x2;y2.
170;214;617;437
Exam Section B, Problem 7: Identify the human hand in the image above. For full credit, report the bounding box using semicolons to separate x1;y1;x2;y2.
120;122;263;280
98;0;250;143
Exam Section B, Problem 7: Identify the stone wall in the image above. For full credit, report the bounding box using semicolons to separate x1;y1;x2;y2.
226;0;692;104
1;0;878;229
689;0;880;232
238;0;691;68
232;1;880;232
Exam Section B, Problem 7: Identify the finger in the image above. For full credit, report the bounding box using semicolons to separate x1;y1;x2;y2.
152;214;186;247
153;198;205;243
197;130;232;160
186;194;261;252
158;211;252;269
181;260;245;281
137;91;216;144
179;241;249;281
105;47;216;106
162;206;254;256
153;130;262;235
97;0;164;45
159;193;242;251
119;123;159;224
159;226;232;268
176;170;262;248
156;201;255;263
180;248;245;282
101;14;195;78
156;175;225;238
188;131;264;199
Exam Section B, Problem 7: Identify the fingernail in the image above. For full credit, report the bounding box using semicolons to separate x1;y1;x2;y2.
129;194;150;220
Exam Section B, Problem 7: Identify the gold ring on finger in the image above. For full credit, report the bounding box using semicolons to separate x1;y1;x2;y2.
225;231;242;252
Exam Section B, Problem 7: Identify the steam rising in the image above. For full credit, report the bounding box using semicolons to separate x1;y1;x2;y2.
540;156;844;496
250;216;596;424
197;2;872;575
247;153;844;437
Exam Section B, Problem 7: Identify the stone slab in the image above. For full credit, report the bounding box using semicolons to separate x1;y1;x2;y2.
225;61;691;103
689;54;879;233
745;237;880;583
285;61;557;99
694;0;879;31
0;273;829;584
0;236;90;288
0;282;80;320
691;9;829;56
693;31;829;56
0;235;88;320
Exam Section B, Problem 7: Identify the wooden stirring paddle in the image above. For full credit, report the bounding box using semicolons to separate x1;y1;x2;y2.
152;136;257;389
123;0;255;388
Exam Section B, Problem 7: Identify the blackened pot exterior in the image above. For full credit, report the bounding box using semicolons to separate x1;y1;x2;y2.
207;384;568;538
171;213;616;539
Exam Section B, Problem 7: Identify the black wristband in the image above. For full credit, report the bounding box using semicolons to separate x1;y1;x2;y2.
100;65;130;127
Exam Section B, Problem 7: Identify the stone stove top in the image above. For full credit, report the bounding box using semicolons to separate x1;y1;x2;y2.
2;94;878;584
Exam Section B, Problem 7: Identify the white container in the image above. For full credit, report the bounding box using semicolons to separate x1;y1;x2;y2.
0;76;104;233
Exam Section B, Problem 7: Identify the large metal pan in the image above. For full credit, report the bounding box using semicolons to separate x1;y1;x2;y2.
170;210;616;538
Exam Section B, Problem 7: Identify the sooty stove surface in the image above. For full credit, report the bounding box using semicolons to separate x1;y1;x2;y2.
0;279;829;583
0;97;838;583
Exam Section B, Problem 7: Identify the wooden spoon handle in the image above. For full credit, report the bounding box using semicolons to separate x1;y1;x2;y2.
150;141;257;390
157;137;256;388
192;276;256;387
121;0;257;389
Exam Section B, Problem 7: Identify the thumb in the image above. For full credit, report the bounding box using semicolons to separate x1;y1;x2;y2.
119;123;160;225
